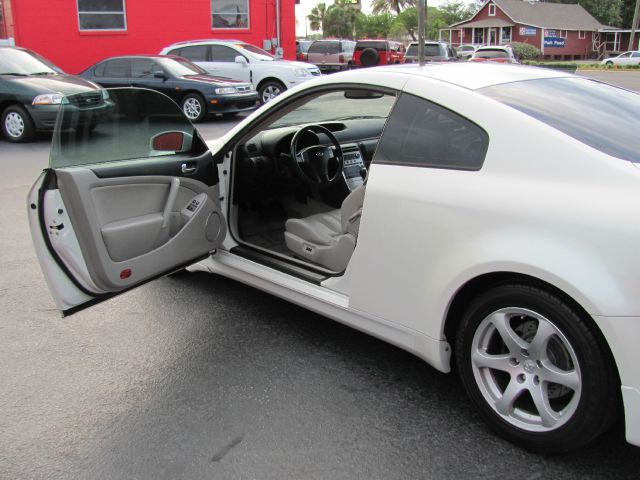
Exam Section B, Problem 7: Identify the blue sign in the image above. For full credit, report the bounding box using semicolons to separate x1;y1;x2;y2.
544;37;565;48
519;26;536;36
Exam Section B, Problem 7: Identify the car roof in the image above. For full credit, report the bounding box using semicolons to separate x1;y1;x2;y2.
371;62;569;90
165;39;243;47
476;45;511;51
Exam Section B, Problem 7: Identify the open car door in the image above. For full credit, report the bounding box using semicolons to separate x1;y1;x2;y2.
27;88;227;316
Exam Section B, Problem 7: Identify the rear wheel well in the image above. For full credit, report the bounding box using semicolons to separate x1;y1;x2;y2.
443;272;619;381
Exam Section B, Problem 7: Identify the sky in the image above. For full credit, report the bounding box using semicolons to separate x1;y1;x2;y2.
294;0;476;36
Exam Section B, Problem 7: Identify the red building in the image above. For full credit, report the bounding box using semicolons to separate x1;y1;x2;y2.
0;0;296;73
441;0;604;60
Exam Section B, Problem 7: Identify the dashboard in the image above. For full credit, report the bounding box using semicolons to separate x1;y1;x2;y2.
240;118;386;190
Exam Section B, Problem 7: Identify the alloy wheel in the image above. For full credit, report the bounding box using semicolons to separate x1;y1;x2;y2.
183;98;202;120
470;307;581;432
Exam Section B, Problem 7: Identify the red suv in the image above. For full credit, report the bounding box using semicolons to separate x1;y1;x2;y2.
353;40;405;67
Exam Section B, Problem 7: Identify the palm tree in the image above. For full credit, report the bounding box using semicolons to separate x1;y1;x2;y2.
308;3;328;32
371;0;414;15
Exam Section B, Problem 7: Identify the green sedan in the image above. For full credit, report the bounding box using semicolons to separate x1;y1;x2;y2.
0;46;103;142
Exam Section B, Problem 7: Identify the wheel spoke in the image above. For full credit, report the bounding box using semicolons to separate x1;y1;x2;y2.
527;320;556;359
530;383;560;428
489;312;527;354
472;351;512;372
495;378;525;415
540;363;580;391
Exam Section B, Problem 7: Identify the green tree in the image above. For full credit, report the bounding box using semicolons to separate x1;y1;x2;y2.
324;2;358;38
356;13;396;38
371;0;414;15
308;2;328;32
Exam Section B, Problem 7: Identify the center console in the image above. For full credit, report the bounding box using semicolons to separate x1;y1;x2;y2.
341;144;366;191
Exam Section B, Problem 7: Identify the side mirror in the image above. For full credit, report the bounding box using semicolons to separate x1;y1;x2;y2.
153;69;166;79
150;131;193;154
235;55;248;65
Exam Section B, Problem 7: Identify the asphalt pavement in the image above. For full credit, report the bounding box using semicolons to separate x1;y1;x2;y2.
2;77;640;480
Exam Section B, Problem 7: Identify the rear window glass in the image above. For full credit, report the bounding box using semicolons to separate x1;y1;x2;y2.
406;44;442;57
474;49;508;59
355;42;387;51
480;77;640;163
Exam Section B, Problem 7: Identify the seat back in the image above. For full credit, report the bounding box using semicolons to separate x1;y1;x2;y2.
340;184;366;236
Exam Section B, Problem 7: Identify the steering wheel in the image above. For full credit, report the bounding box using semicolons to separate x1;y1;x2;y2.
290;125;344;187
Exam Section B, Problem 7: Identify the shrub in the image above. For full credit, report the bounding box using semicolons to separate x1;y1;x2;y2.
510;42;541;61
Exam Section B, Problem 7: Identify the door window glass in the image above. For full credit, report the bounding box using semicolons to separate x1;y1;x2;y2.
374;93;488;170
177;45;209;62
131;58;157;78
103;58;129;77
210;45;241;62
50;89;201;168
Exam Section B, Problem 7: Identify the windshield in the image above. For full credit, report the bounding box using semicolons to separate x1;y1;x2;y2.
406;44;443;57
0;48;59;75
238;43;274;61
271;90;396;128
158;57;207;76
474;49;508;59
480;77;640;163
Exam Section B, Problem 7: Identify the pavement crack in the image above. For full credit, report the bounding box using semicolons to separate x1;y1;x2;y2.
211;434;244;463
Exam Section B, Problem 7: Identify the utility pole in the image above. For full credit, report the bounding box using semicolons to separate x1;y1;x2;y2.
418;0;425;65
629;0;640;52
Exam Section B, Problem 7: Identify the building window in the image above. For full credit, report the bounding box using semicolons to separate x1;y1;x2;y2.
473;29;484;44
77;0;126;31
488;4;496;16
501;26;512;43
578;31;586;39
212;0;249;29
559;30;567;38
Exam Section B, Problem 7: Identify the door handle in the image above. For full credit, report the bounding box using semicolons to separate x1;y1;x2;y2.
181;163;196;174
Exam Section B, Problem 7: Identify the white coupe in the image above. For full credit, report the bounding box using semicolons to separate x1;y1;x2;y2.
28;63;640;453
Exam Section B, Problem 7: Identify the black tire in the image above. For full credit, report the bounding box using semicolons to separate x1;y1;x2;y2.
258;80;286;104
455;284;619;453
360;48;380;67
1;104;35;143
605;61;613;66
181;93;207;123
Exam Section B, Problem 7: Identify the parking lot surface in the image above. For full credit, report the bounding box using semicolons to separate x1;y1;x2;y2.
2;77;640;479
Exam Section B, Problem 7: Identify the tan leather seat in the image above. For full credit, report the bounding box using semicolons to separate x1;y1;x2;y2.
284;185;365;271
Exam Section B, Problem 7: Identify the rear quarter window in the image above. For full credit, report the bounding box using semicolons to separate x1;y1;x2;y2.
480;77;640;163
374;93;488;170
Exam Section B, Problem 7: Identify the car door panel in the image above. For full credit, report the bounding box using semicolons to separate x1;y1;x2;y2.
29;87;226;315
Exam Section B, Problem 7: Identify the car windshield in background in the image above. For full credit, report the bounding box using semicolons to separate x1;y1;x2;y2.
480;77;640;163
407;44;442;57
270;90;396;128
0;48;58;75
355;42;387;51
238;44;274;60
475;50;508;59
158;57;207;76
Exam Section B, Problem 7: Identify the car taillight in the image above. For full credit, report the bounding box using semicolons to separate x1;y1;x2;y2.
301;53;307;61
339;54;344;63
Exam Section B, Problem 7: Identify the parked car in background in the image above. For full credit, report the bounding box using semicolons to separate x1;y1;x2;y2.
305;39;356;73
160;40;321;104
456;44;479;60
469;45;519;64
404;41;458;63
28;62;640;454
352;39;405;67
0;46;106;142
601;51;640;66
296;40;313;61
80;55;258;123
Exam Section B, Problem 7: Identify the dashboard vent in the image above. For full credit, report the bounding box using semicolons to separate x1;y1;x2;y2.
246;143;258;153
